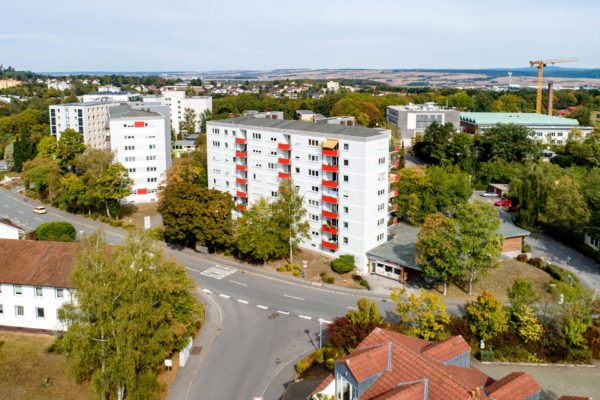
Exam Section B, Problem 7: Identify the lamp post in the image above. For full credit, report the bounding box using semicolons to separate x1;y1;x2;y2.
164;359;172;389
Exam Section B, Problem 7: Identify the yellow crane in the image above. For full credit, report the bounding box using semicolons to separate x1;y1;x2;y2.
529;57;578;113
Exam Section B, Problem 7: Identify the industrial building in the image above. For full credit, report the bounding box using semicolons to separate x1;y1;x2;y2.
386;103;460;146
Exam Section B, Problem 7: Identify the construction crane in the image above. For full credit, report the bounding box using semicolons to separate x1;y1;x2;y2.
529;57;578;113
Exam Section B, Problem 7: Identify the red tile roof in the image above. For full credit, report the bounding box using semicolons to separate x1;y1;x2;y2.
558;397;592;400
485;372;541;400
342;343;390;381
309;373;333;398
0;239;78;288
421;335;472;363
371;381;426;399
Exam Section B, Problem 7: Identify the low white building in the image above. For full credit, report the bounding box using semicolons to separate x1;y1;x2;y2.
82;91;140;103
326;81;340;92
97;85;121;93
144;90;212;135
386;103;461;147
47;80;71;91
0;239;76;332
109;104;172;203
0;219;26;240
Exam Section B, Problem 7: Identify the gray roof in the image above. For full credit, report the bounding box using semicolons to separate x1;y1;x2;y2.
108;104;161;119
367;224;420;271
498;222;530;238
211;116;388;138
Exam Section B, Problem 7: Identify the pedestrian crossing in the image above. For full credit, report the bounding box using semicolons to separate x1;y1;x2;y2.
200;265;237;280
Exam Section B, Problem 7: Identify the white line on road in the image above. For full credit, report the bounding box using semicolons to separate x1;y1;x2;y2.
34;217;42;221
318;318;332;324
277;310;290;315
202;289;212;294
346;306;358;310
256;305;268;310
237;299;249;304
17;210;24;215
230;280;247;287
283;294;304;301
299;315;312;320
219;294;231;299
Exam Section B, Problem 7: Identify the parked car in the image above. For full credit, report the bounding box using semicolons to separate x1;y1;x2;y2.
33;206;47;214
480;192;499;197
494;199;512;207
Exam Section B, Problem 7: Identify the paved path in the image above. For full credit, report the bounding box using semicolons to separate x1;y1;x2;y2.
475;360;600;399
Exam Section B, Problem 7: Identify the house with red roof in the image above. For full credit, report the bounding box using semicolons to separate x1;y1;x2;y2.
309;327;543;400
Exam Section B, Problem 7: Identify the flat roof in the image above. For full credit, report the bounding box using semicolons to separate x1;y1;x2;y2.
460;112;579;127
108;104;162;119
498;222;530;238
51;101;118;107
86;91;136;96
210;116;388;138
367;224;420;270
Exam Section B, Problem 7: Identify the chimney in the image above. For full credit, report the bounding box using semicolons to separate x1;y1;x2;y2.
548;82;554;116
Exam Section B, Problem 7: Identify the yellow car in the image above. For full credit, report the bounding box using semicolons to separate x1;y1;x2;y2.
33;206;47;214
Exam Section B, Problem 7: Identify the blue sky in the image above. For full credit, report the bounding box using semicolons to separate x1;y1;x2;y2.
1;0;599;72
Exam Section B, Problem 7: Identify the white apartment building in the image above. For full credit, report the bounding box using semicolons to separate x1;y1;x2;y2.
46;80;71;91
50;102;119;149
386;103;461;147
0;239;75;332
82;91;140;103
326;81;340;92
0;219;26;240
144;90;212;134
207;115;393;272
109;104;172;203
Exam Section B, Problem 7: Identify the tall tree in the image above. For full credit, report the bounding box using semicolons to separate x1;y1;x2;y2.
465;290;508;343
57;128;85;170
95;163;133;218
391;288;450;340
413;121;456;164
539;175;591;236
477;124;539;163
12;131;36;172
36;135;58;158
22;157;62;202
59;232;203;400
179;108;197;138
272;179;310;263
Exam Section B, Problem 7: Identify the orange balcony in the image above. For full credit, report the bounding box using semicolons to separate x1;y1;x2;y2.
322;210;338;219
322;164;338;173
278;143;291;151
278;158;290;165
236;165;247;171
389;189;398;198
236;204;247;211
322;179;338;189
236;178;247;185
322;225;338;235
235;138;246;144
322;195;338;204
237;191;248;199
322;149;339;157
278;172;291;179
322;240;338;251
235;151;247;158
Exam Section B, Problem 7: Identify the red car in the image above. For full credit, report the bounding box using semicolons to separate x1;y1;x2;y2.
494;199;512;207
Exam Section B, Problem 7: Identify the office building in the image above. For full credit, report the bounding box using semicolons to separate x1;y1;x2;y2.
206;114;393;271
386;103;460;146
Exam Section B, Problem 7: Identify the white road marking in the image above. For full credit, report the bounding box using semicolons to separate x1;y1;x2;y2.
202;289;213;294
200;265;237;280
346;306;358;310
230;280;247;287
283;294;304;301
256;305;268;310
299;315;312;320
34;217;42;221
237;299;249;304
277;310;290;315
17;210;24;215
318;319;332;324
219;294;231;299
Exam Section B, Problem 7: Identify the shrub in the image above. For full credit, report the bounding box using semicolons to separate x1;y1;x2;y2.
351;274;362;282
293;270;301;277
566;348;593;364
295;355;314;375
359;279;370;290
325;358;335;371
479;350;495;362
331;254;355;274
320;272;334;284
522;243;532;253
527;257;544;268
516;253;528;263
276;266;286;272
288;263;301;271
314;349;324;364
35;221;76;242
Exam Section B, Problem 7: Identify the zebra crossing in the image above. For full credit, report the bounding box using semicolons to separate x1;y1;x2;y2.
200;265;237;280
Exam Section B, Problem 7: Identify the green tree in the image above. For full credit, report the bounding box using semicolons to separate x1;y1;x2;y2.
12;131;36;172
465;290;508;343
413;122;456;164
35;221;76;242
331;254;355;274
492;94;528;112
159;180;234;250
391;288;450;340
95;163;133;218
22;157;62;202
57;128;85;170
454;202;502;295
179;107;197;138
506;278;538;312
58;232;203;400
477;124;539;163
446;91;475;111
347;297;384;327
36;135;58;158
272;179;310;263
539;175;591;236
417;213;462;295
514;306;544;343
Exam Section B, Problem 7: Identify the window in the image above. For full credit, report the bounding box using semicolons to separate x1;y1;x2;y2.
35;287;43;297
270;150;277;156
271;191;278;197
295;167;300;174
343;206;349;214
146;156;156;161
308;199;319;207
270;137;277;142
15;305;24;317
378;203;385;211
55;288;64;299
343;237;348;244
128;168;136;173
343;175;349;183
308;169;319;177
147;167;157;172
252;133;262;140
377;218;385;226
212;128;220;134
147;177;157;183
268;163;276;170
13;285;22;296
125;156;136;162
212;141;220;147
312;231;319;237
377;233;385;241
343;159;349;166
378;157;385;165
378;172;385;182
343;222;348;229
343;143;349;151
0;304;3;315
308;139;319;146
310;214;320;222
312;186;319;192
416;113;443;129
252;149;262;154
125;145;135;151
308;154;319;162
36;307;45;319
149;144;156;149
377;189;385;196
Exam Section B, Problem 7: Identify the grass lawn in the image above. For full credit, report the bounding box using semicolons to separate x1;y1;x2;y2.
444;258;553;302
0;331;92;400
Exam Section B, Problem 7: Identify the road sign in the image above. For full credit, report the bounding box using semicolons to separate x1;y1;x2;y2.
144;216;151;230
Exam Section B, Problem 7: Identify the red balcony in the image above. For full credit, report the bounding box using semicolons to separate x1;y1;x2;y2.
236;165;247;171
236;191;248;199
322;164;338;173
322;149;339;157
393;159;400;168
236;204;247;212
235;151;247;158
322;195;338;204
389;189;398;198
236;178;247;185
322;225;338;235
278;143;291;151
322;210;338;219
322;179;338;189
389;174;399;183
322;240;338;251
235;138;246;144
278;158;291;165
390;203;399;212
278;172;291;179
390;145;400;154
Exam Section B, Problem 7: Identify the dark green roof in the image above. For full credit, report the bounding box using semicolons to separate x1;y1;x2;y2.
367;224;420;271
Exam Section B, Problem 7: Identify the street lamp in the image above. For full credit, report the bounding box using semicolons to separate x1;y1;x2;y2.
164;359;172;389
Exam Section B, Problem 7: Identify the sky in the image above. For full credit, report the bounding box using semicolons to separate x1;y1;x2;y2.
1;0;599;72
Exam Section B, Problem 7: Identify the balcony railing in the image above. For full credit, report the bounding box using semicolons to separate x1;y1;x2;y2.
278;158;291;165
389;189;398;199
322;195;338;204
235;138;246;144
322;225;338;235
277;143;291;151
236;178;247;185
322;240;338;251
236;165;247;171
278;172;291;179
389;203;399;212
236;191;248;199
322;164;338;173
389;174;399;183
322;149;339;157
322;179;338;189
235;151;247;158
236;203;247;211
322;210;338;219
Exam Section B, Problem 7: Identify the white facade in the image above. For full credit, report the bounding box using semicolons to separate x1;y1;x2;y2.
0;283;72;331
327;81;340;92
82;92;140;103
50;102;119;149
387;103;461;147
145;91;212;134
109;104;172;203
206;116;392;272
98;85;121;93
47;81;71;91
0;221;24;240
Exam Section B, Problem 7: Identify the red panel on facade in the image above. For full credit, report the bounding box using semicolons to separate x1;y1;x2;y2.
322;164;339;173
322;225;338;235
322;180;338;189
322;149;339;157
322;241;338;251
278;143;291;150
134;121;145;128
322;195;338;204
322;210;338;219
278;172;291;179
137;188;148;195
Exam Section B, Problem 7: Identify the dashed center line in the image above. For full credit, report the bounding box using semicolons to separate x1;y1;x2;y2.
202;289;213;294
34;217;42;221
346;306;358;310
256;305;268;310
17;210;24;215
237;299;249;304
230;280;247;287
318;318;333;324
283;294;304;301
277;310;290;315
299;315;312;320
219;294;231;299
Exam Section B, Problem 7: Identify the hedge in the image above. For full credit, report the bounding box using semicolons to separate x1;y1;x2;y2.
35;221;76;242
331;254;355;274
